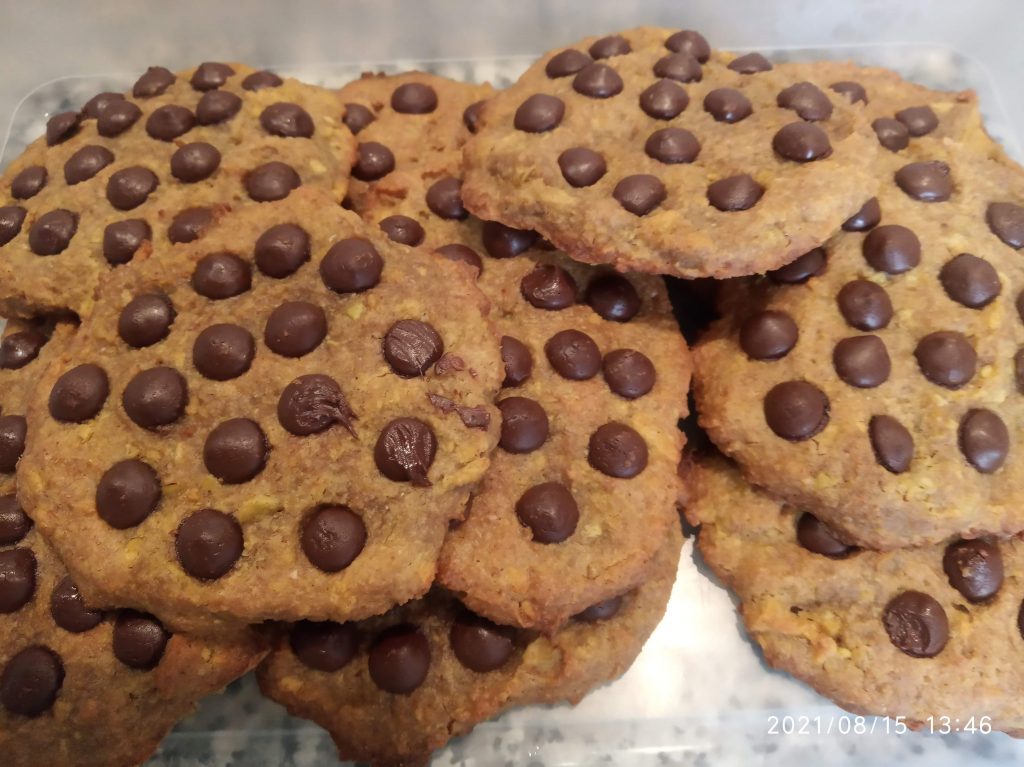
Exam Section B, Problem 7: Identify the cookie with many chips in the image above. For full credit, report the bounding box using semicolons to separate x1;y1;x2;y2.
18;186;502;633
0;62;354;318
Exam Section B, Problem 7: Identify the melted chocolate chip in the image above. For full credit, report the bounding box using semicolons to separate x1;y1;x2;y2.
739;310;798;360
204;419;268;484
516;482;578;543
96;459;161;529
763;381;829;441
943;539;1003;603
545;329;601;380
520;264;578;310
830;80;867;104
301;506;366;572
175;509;243;580
383;320;444;377
868;415;914;474
883;591;948;658
277;374;356;436
374;418;437;486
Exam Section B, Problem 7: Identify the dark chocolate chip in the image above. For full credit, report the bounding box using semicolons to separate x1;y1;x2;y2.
500;336;532;387
740;310;798;360
883;591;948;658
290;621;358;671
103;219;151;265
588;422;648;478
196;90;243;125
0;548;36;613
868;415;914;474
64;146;114;185
203;417;269;486
193;323;254;380
707;174;764;212
463;100;485;133
278;374;356;436
796;513;854;558
170;142;221;183
768;248;825;284
644;127;700;165
342;103;375;134
959;409;1009;473
830;80;867;104
353;142;395;181
50;576;103;633
320;237;383;293
168;207;213;244
190;62;235;91
175;509;243;580
842;197;881;232
242;70;283;91
133;66;175;98
862;224;921;274
435;244;482;274
614;174;666;216
520;264;578;310
545;329;601;380
943;539;1003;603
82;91;125;119
763;381;829;441
572;63;623;99
777;82;833;121
374;418;436;486
914;331;977;389
704;88;752;123
872;117;910;152
106;166;158;210
0;206;27;246
425;176;467;220
895;160;952;202
515;482;578;543
895;105;939;137
112;611;169;669
986;202;1024;249
391;82;438;114
837;280;892;331
11;166;47;199
260;102;315;138
192;252;252;299
122;366;188;429
0;416;27;473
0;495;31;545
264;301;327;358
0;330;47;370
833;335;890;388
514;94;565;133
574;596;623;622
450;613;516;672
245;162;301;202
96;459;161;529
482;221;536;258
602;349;655;400
939;253;1001;308
558;147;607;187
97;100;142;137
379;215;425;247
546;49;593;78
49;364;109;422
665;30;710;62
46;111;81;146
145;104;195;141
368;625;431;694
653;52;703;83
589;34;632;59
728;52;773;73
640;79;689;119
301;506;366;572
29;209;78;255
254;223;310;278
772;122;832;162
1;646;64;716
383;320;444;377
498;397;549;453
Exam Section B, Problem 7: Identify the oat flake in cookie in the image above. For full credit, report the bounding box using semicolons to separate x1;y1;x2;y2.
18;187;502;633
694;132;1024;549
686;455;1024;733
461;26;880;278
257;525;681;767
0;62;354;318
338;72;690;631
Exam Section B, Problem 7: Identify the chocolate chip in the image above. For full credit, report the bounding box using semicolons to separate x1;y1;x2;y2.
833;333;891;389
123;366;188;429
588;422;648;478
895;105;938;137
82;91;125;118
546;49;593;78
883;591;948;658
103;219;151;265
653;52;703;83
435;244;483;274
391;82;438;114
63;146;113;186
837;280;892;331
0;549;35;613
498;397;549;453
1;646;63;716
278;374;356;436
729;52;773;73
574;596;623;622
707;174;764;212
260;102;315;138
986;202;1024;249
914;331;976;389
0;330;46;370
842;197;881;232
106;166;158;210
424;177;467;220
872;117;909;152
49;364;109;422
0;206;26;246
203;418;268;485
943;539;1003;603
739;310;798;361
665;30;710;62
379;215;425;246
243;70;283;91
168;207;213;244
959;409;1009;473
868;415;914;474
321;237;383;293
939;253;1001;308
501;336;532;387
558;147;606;187
50;576;103;633
133;66;175;97
0;495;30;545
112;611;169;669
614;175;666;216
514;94;565;132
823;83;866;109
573;63;623;99
342;103;375;134
773;122;832;162
520;264;578;310
264;301;327;358
0;416;27;473
290;621;357;671
704;88;752;123
193;323;255;380
895;160;952;202
97;100;142;137
46;111;80;146
644;127;701;165
368;625;431;694
602;349;655;400
640;79;689;119
478;224;532;262
374;418;436;486
450;612;515;672
301;506;366;573
777;82;832;121
764;381;829;441
170;142;221;183
768;248;825;284
516;482;578;543
191;62;234;91
463;100;485;133
862;224;920;274
545;329;601;380
145;104;195;141
246;162;301;202
192;253;252;299
29;209;78;255
589;34;631;58
796;513;854;558
176;508;243;580
254;223;310;278
352;142;395;182
196;89;242;125
96;459;161;529
11;166;47;199
383;320;444;377
119;293;175;349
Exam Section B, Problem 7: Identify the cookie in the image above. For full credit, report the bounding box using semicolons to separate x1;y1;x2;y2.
461;26;880;278
338;73;690;631
686;454;1024;735
256;522;681;767
18;186;502;634
0;62;354;318
694;134;1024;549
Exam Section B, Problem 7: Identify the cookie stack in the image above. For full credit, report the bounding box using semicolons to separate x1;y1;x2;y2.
0;23;1021;767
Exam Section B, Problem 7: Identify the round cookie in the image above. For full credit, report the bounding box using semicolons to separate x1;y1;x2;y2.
694;136;1024;549
461;26;880;278
18;186;502;633
686;454;1024;735
256;523;681;766
338;73;690;631
0;62;354;318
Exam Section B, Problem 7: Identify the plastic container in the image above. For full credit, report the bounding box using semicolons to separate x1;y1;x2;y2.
2;2;1023;764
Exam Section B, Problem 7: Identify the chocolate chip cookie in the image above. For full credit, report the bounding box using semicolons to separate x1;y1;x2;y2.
18;186;502;634
338;73;690;631
686;454;1024;735
461;26;880;278
256;522;680;766
0;62;354;318
694;136;1024;549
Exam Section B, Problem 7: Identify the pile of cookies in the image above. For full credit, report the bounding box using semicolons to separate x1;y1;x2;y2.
0;23;1021;766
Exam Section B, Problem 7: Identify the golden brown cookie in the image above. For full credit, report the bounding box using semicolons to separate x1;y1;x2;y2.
0;62;354;318
686;454;1024;736
461;27;881;278
338;72;690;631
18;186;502;634
694;134;1024;549
256;522;681;767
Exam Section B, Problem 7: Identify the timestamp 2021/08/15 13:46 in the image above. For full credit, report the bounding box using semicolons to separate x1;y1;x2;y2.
767;715;995;736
